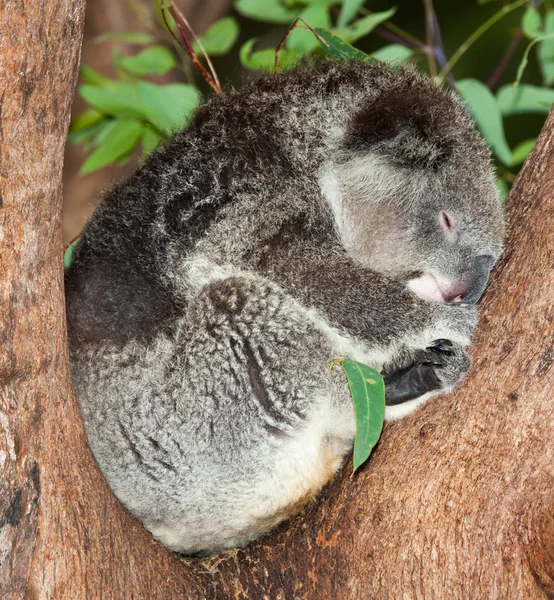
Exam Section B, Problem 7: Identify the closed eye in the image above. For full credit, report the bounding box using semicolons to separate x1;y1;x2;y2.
439;210;457;241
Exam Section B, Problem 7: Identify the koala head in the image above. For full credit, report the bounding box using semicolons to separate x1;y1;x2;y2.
320;66;505;305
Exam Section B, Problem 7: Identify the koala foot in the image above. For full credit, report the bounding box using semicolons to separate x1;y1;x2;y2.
383;339;468;406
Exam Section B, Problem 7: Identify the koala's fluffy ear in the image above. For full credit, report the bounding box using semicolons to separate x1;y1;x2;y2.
344;75;460;169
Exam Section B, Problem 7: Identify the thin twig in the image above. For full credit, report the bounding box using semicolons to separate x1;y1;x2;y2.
486;28;523;90
160;0;221;93
167;1;220;92
438;0;528;81
359;7;425;48
373;26;420;50
422;0;437;77
274;18;300;75
428;7;456;90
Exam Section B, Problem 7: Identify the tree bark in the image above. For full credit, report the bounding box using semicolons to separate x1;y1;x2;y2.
1;1;554;598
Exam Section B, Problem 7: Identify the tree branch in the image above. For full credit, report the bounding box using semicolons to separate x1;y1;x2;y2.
2;2;554;597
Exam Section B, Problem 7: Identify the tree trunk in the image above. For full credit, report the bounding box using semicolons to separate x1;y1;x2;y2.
1;1;553;598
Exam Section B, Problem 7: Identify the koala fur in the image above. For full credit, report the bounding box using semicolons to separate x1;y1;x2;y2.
65;58;504;554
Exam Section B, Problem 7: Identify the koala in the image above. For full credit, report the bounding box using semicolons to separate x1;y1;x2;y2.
65;58;504;555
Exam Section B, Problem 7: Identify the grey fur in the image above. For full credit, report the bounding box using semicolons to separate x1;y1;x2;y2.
65;59;504;554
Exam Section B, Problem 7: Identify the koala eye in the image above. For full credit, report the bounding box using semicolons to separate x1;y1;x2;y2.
439;210;457;241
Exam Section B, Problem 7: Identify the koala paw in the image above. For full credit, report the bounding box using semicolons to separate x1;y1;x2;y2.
383;339;470;406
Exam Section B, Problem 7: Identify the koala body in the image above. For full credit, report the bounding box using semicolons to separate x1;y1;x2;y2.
65;59;504;554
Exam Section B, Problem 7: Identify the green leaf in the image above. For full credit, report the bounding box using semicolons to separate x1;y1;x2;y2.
522;7;543;39
334;358;385;472
79;84;148;120
511;137;536;165
286;5;331;53
538;10;554;85
69;109;105;133
370;43;411;63
514;33;554;87
141;126;164;159
94;31;156;44
136;82;200;135
240;39;299;72
79;65;111;88
457;78;512;166
497;84;554;115
235;0;298;24
64;238;80;269
192;16;240;56
152;0;177;32
93;119;118;145
334;8;397;44
337;0;366;27
314;27;372;61
496;177;509;205
67;119;111;145
80;120;142;174
117;46;176;76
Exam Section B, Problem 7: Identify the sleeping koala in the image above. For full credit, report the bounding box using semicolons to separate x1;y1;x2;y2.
65;58;504;554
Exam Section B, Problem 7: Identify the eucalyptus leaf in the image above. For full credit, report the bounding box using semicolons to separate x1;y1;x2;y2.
192;17;240;56
79;65;111;88
137;82;200;135
497;84;554;115
511;138;536;165
314;27;372;62
235;0;298;24
371;43;411;63
141;126;164;159
67;119;111;145
496;177;509;205
457;78;512;166
64;238;80;269
334;358;385;472
334;8;397;44
69;109;105;133
240;39;299;72
538;10;554;85
337;0;366;28
118;46;176;76
522;7;542;39
286;4;331;53
79;84;149;120
80;120;142;174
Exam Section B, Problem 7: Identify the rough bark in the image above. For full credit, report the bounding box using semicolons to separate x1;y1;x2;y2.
1;1;553;598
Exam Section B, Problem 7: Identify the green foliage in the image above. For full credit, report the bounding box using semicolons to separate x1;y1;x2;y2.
314;27;372;61
235;0;298;24
332;358;385;472
497;84;554;115
522;7;542;39
69;0;554;196
538;11;554;85
192;17;240;56
457;78;513;166
333;8;396;44
116;46;177;76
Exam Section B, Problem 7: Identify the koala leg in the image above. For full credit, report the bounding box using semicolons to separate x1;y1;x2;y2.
382;340;470;416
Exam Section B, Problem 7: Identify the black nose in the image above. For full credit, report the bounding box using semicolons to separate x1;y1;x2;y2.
456;255;495;304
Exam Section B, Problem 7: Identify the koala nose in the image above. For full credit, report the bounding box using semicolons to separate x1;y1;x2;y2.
449;255;494;304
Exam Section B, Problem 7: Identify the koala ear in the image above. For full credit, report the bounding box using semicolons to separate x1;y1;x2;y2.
343;75;457;169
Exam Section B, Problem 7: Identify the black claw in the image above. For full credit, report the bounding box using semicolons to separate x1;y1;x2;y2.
422;360;444;367
427;339;454;355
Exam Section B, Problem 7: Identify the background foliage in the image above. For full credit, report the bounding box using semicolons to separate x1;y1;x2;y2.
69;0;554;202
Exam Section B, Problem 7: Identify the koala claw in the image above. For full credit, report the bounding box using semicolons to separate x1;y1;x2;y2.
426;339;454;355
